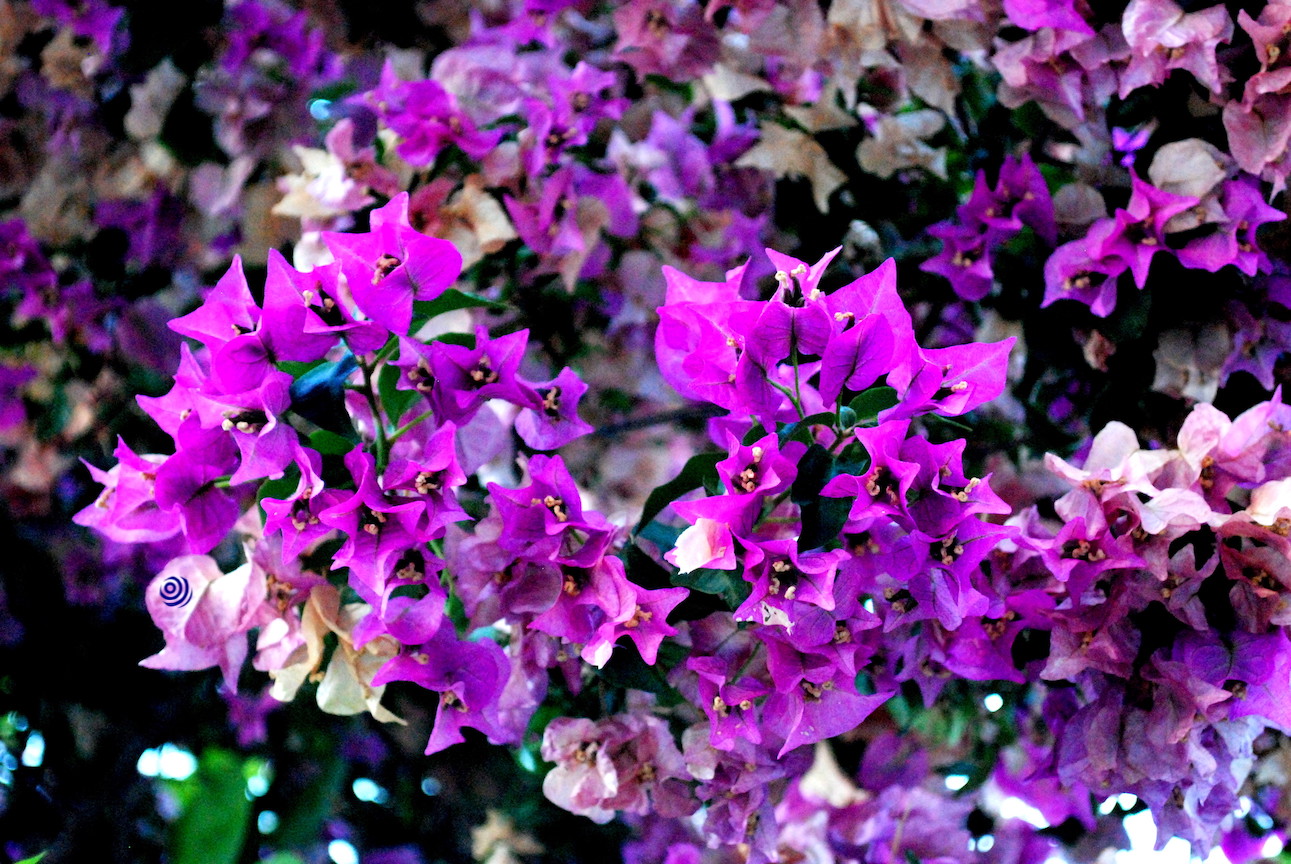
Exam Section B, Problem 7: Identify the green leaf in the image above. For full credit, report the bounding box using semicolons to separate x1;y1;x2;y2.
308;428;356;456
672;566;751;610
288;355;358;434
258;855;306;864
412;288;505;322
171;749;252;864
800;495;853;551
791;444;853;551
433;332;476;349
636;521;681;553
256;463;301;522
596;641;685;705
622;542;673;590
277;359;326;378
790;444;833;506
273;750;345;850
848;386;898;426
634;452;723;533
777;411;836;446
923;413;974;434
377;362;420;426
445;592;468;634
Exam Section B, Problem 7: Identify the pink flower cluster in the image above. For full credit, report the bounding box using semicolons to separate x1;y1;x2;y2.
74;191;673;756
1000;395;1291;851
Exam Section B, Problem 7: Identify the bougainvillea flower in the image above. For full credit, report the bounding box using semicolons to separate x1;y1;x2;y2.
1222;95;1291;180
759;632;892;757
202;374;299;485
687;654;771;750
1237;4;1291;103
260;446;345;560
1090;174;1197;288
587;582;688;667
666;517;738;573
372;627;516;754
514;366;594;451
543;713;695;823
318;448;428;598
823;258;916;376
167;267;255;358
258;250;350;361
322;193;462;335
530;557;638;664
152;426;241;554
1042;222;1128;316
141;554;265;691
74;438;182;544
1001;0;1094;33
1178;178;1285;275
429;327;540;423
818;311;895;405
889;338;1017;419
822;420;922;525
921;222;995;302
488;454;615;568
997;151;1058;244
1120;0;1232;97
612;0;720;80
379;419;466;521
540;717;624;824
734;541;848;617
745;248;840;362
352;547;448;649
370;66;505;167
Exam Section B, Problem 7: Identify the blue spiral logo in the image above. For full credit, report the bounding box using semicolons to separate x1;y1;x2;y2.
159;575;192;608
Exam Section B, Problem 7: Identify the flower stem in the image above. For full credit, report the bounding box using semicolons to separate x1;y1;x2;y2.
358;357;389;473
388;408;435;445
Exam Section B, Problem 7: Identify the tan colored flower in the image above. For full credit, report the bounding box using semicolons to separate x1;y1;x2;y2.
736;122;847;212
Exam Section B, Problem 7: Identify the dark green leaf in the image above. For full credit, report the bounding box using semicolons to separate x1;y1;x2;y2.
273;750;345;850
433;332;476;349
171;749;251;864
848;386;898;426
672;566;751;610
800;495;853;551
256;464;301;522
923;414;974;435
277;359;326;378
622;542;672;590
34;388;68;440
635;452;723;533
445;592;468;634
289;355;358;434
377;362;419;426
778;411;836;446
791;444;853;551
308;428;356;456
637;521;681;553
412;288;505;322
790;444;833;506
596;641;683;705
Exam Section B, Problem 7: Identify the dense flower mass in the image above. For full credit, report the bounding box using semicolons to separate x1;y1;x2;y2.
7;0;1291;861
